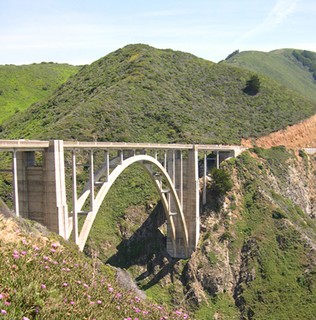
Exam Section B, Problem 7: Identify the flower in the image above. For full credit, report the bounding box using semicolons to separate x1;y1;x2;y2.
1;309;7;315
70;301;75;305
12;250;19;259
108;286;114;292
41;284;46;289
97;300;102;304
62;283;68;287
0;294;3;299
22;317;30;320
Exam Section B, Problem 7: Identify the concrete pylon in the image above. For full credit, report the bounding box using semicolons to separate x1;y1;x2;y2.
166;147;200;258
43;140;68;239
16;140;68;239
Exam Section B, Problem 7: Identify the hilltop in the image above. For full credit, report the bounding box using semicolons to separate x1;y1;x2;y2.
0;62;80;124
224;48;316;103
0;44;315;144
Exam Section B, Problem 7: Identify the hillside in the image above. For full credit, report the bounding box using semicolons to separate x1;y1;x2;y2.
0;44;316;144
0;214;191;319
242;114;316;148
224;49;316;103
0;62;80;124
1;147;315;319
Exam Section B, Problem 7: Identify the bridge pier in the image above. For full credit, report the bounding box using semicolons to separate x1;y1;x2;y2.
166;147;200;258
16;140;68;238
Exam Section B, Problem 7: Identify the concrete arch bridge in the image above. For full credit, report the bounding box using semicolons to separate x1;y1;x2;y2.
0;140;244;258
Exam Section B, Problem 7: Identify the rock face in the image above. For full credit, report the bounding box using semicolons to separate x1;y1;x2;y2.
172;148;316;318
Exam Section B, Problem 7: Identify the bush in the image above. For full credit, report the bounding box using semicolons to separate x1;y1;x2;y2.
210;168;233;197
243;75;260;95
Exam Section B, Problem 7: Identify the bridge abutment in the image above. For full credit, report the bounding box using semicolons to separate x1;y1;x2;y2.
16;140;68;238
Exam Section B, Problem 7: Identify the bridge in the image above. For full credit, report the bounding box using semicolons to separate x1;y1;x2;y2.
0;140;245;258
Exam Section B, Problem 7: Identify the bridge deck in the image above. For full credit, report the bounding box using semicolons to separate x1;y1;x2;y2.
0;139;244;152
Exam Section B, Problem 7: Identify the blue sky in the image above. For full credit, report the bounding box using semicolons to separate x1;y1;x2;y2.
0;0;315;65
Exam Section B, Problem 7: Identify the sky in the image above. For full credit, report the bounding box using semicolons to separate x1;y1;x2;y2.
0;0;315;65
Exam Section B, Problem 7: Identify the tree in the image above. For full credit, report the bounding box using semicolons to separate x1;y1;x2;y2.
243;74;260;95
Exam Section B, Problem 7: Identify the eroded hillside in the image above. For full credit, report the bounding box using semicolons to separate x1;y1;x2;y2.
242;113;316;148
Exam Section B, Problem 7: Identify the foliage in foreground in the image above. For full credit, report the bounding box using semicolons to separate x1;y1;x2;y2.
0;215;190;320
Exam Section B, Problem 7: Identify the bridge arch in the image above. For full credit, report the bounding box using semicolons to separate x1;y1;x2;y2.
75;154;189;257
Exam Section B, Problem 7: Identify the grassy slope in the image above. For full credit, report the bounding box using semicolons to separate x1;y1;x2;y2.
224;49;316;103
0;62;80;124
229;148;316;319
190;148;316;319
0;214;191;319
1;44;315;144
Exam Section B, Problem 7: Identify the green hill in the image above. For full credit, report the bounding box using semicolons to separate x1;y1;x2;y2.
0;62;80;124
223;48;316;103
0;44;315;144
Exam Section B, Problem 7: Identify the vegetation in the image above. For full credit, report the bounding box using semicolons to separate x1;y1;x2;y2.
292;50;316;80
1;44;316;144
0;215;191;319
0;62;80;124
224;48;316;103
227;148;316;319
243;75;260;95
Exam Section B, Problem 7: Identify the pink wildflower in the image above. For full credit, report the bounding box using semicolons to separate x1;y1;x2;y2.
108;286;114;292
62;283;68;287
41;284;46;289
4;301;10;306
22;317;30;320
21;251;27;255
97;300;102;304
0;294;3;299
51;243;59;248
70;301;75;305
1;310;7;315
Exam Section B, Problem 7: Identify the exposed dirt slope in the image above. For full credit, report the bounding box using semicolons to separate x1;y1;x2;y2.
242;114;316;148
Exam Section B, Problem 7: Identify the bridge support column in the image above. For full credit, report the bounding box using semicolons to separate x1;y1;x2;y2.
43;140;68;239
166;147;200;258
16;140;68;239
